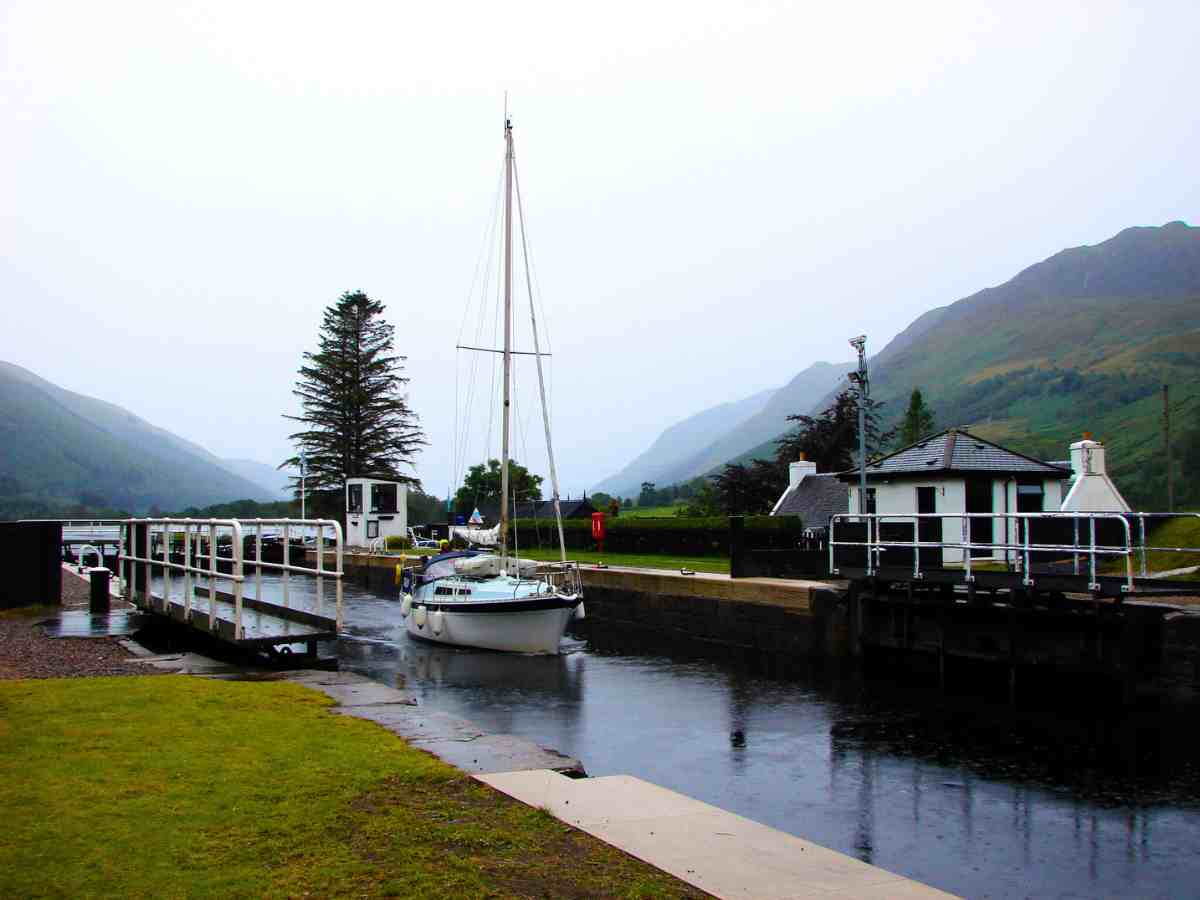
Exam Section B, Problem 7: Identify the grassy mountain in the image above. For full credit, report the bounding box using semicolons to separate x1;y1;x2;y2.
0;361;279;518
708;222;1200;508
860;221;1200;507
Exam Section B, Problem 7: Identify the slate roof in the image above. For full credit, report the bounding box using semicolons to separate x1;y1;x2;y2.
838;429;1071;481
772;473;847;528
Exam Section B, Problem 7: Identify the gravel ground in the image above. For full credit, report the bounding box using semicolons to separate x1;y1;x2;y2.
0;569;156;680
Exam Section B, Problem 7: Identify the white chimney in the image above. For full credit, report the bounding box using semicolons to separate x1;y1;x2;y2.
1061;432;1130;512
1069;432;1106;477
789;454;817;489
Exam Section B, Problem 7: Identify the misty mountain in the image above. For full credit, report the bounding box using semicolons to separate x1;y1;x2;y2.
0;361;280;518
593;388;775;497
594;361;850;496
220;458;294;500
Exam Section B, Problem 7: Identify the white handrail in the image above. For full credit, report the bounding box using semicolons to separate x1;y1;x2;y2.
828;511;1135;592
120;517;345;639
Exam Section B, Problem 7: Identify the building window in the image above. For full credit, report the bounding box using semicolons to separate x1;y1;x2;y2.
367;521;379;539
371;483;398;514
1016;479;1044;513
347;484;363;513
865;488;877;514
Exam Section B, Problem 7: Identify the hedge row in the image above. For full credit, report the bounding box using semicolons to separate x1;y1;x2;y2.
510;515;803;558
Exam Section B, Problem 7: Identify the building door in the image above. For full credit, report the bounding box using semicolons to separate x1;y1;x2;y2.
965;478;993;557
916;486;940;569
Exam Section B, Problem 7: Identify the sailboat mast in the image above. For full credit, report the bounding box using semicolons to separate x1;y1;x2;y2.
512;165;567;564
499;116;514;567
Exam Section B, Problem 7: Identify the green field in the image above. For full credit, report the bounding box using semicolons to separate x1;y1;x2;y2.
0;676;696;898
515;546;730;574
619;505;686;518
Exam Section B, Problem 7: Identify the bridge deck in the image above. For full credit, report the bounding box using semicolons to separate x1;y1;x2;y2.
135;589;336;648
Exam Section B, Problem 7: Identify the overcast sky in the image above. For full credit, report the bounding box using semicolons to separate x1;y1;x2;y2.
3;0;1198;500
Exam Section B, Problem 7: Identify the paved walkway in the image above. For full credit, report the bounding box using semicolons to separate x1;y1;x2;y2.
480;769;957;899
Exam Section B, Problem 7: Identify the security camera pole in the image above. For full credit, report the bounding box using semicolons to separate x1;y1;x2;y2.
848;336;868;515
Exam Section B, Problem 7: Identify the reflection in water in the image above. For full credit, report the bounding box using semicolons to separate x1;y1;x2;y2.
207;575;1200;899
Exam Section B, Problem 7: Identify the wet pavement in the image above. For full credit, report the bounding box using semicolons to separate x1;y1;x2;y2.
186;575;1200;898
41;610;150;638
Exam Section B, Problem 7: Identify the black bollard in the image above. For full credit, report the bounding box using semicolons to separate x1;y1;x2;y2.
89;567;111;614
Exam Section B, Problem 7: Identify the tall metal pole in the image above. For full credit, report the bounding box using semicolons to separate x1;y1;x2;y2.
1164;384;1173;512
499;116;514;567
850;336;869;515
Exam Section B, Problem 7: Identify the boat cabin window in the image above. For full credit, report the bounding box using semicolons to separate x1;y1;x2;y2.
435;585;471;596
371;484;398;514
347;484;363;513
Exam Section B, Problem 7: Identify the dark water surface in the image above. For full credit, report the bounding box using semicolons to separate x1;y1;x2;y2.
260;576;1200;898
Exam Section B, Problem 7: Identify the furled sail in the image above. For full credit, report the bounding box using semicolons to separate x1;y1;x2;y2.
451;524;500;546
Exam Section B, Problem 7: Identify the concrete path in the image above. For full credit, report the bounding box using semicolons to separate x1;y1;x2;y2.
479;769;958;900
279;670;586;776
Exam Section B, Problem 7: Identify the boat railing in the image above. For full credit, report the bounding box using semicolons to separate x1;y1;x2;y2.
535;560;584;598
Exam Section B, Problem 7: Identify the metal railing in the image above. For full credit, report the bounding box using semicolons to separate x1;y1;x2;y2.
242;519;345;632
1130;512;1200;577
534;560;584;598
120;518;344;640
829;511;1135;592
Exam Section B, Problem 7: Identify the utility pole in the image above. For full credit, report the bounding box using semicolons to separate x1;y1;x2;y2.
1164;384;1174;512
849;335;869;515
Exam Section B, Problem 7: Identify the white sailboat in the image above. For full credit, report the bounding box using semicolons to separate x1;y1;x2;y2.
401;115;583;654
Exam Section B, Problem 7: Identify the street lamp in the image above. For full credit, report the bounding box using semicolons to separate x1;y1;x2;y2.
848;336;869;516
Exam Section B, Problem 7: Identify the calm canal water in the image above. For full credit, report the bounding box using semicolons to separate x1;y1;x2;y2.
257;575;1200;898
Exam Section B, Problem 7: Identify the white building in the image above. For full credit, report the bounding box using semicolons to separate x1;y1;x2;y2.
820;428;1137;564
832;428;1072;564
345;477;408;547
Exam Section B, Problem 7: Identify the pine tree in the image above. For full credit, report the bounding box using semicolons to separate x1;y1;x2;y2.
898;388;937;447
775;390;893;472
282;291;425;515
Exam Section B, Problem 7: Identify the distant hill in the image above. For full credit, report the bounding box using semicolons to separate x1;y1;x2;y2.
0;361;280;518
594;361;850;496
219;458;294;500
593;388;776;497
706;221;1200;507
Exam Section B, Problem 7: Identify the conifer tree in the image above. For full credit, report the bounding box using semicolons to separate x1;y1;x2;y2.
898;388;937;447
775;390;893;472
282;291;424;514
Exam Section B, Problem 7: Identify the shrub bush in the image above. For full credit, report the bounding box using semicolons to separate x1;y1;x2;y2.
509;515;803;558
384;535;413;551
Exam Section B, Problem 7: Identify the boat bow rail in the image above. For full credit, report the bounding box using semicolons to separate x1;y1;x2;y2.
534;560;584;599
121;517;345;643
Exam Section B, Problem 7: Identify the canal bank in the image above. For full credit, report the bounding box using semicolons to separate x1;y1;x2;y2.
329;551;1200;700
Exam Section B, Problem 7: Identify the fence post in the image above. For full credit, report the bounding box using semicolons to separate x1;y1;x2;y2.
729;516;746;579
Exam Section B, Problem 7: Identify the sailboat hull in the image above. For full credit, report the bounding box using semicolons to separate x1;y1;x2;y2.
405;602;577;654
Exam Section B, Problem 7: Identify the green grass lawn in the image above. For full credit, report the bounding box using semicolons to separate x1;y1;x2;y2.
515;546;730;574
1099;514;1200;577
619;505;685;518
1135;514;1200;574
0;676;698;899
